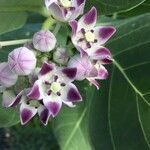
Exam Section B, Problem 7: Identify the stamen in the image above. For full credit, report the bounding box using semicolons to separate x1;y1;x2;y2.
45;81;51;85
47;90;52;96
87;42;91;48
81;28;85;34
94;39;98;43
57;92;61;96
61;83;66;86
54;75;58;81
91;29;94;33
78;38;84;42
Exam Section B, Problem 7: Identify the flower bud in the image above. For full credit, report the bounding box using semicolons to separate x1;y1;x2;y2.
8;47;37;75
24;41;34;50
0;62;18;87
53;47;69;65
33;30;56;52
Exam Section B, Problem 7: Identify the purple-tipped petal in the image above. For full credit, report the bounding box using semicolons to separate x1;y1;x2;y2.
87;78;100;90
62;67;77;80
38;105;50;125
78;7;97;30
89;46;113;64
43;96;62;117
95;26;116;45
75;0;85;6
69;20;78;37
68;3;85;21
68;55;93;80
39;62;54;76
49;3;66;22
88;67;98;78
0;62;18;87
27;82;41;100
97;65;108;80
62;83;82;102
2;90;23;107
45;0;56;8
20;102;37;125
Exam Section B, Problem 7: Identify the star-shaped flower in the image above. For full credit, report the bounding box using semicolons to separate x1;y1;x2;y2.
69;7;116;61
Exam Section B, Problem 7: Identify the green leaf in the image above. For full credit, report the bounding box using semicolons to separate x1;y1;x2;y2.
119;0;150;18
86;0;146;15
0;96;19;128
0;12;27;35
53;13;150;149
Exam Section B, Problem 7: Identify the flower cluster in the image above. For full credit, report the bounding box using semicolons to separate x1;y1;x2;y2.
0;0;116;125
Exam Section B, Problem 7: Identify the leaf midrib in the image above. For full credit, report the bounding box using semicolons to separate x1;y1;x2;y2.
108;59;150;149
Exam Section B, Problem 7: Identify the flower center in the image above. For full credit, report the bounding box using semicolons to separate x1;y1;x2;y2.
29;100;40;108
60;0;72;8
85;31;95;42
50;82;61;94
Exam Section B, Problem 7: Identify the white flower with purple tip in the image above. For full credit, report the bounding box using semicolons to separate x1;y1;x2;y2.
68;55;108;89
0;62;18;87
45;0;86;22
27;62;82;117
2;89;50;125
8;47;37;75
69;7;116;60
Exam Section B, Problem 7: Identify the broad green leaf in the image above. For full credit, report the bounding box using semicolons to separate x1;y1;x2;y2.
86;0;146;15
119;0;150;18
89;13;150;149
0;0;43;6
53;14;150;149
0;96;19;128
0;12;27;35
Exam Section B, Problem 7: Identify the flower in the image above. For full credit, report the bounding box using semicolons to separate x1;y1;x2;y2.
8;47;37;75
53;47;69;65
0;62;18;87
68;55;108;89
69;7;116;60
2;89;50;125
45;0;85;22
27;62;82;117
33;30;56;52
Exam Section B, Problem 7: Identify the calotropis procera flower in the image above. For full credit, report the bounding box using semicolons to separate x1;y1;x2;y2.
69;7;116;59
2;90;50;125
45;0;85;22
33;30;56;52
0;62;18;88
8;47;37;76
27;62;82;117
68;55;108;89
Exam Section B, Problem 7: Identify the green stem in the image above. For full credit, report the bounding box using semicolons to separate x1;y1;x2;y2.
53;23;62;35
42;17;56;30
0;39;32;48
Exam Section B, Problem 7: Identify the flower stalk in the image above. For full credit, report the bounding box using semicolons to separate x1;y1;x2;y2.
0;39;32;49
